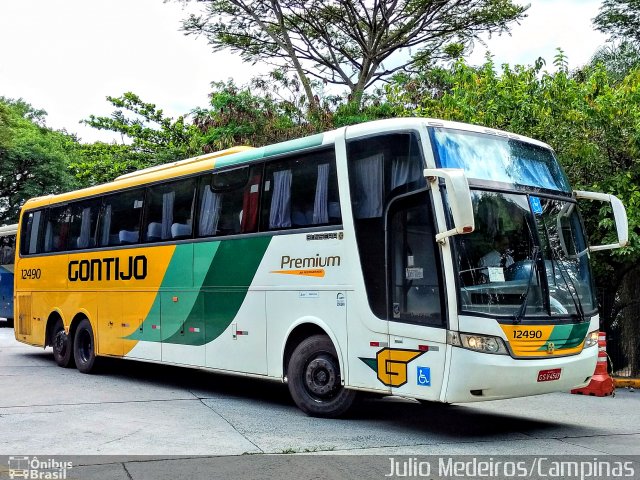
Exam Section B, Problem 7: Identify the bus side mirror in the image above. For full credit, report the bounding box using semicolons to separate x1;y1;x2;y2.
574;190;629;251
424;168;475;244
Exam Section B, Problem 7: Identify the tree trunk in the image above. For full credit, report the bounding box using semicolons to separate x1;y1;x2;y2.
619;266;640;377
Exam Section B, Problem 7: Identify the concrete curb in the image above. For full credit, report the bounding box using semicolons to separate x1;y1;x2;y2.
612;377;640;388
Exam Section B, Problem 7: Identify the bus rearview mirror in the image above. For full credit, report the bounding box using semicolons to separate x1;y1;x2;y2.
424;168;475;244
574;190;629;251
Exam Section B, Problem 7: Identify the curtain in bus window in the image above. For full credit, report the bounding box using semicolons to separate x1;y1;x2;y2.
44;221;53;252
391;155;421;190
29;211;41;254
199;187;222;236
353;154;383;219
77;207;92;248
312;163;329;224
101;205;112;246
161;190;175;240
241;174;261;233
44;223;52;251
269;169;292;228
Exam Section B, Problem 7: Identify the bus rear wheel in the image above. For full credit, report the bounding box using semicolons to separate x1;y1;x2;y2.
287;334;356;418
73;318;97;374
52;318;74;368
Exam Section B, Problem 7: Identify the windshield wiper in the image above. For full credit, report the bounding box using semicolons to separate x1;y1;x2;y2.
550;250;585;321
513;245;539;324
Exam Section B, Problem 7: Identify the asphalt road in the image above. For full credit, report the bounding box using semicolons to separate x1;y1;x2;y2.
0;325;638;479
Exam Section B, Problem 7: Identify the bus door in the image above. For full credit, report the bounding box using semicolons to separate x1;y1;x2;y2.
386;190;448;401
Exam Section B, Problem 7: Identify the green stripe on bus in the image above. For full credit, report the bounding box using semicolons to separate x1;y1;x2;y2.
133;236;271;346
127;244;206;341
214;133;325;169
537;322;589;351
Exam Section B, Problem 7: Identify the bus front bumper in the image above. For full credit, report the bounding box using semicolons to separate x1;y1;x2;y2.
443;345;598;403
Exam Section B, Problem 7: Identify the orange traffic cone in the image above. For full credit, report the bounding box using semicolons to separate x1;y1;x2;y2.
571;332;615;397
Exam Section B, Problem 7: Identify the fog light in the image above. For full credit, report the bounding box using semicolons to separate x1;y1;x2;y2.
584;330;599;348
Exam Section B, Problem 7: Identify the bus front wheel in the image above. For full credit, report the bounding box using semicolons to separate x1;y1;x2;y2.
73;319;96;374
52;318;74;368
287;334;356;418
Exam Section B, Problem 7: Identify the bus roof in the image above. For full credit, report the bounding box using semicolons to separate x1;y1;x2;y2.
20;118;552;210
0;224;18;236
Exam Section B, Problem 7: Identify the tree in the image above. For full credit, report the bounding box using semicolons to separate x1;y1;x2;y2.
594;0;640;43
586;41;640;84
82;92;204;163
0;98;78;224
181;0;528;107
191;80;309;151
68;142;152;187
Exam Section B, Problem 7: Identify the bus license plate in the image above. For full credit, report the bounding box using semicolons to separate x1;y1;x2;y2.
537;368;561;382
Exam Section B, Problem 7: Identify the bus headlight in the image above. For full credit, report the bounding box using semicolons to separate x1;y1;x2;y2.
584;330;599;348
448;331;509;355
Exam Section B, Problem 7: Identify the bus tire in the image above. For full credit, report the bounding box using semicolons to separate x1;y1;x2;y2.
73;318;97;374
287;334;355;418
52;318;74;368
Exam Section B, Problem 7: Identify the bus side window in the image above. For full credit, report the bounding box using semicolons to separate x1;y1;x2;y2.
197;165;261;238
43;206;71;253
261;149;340;231
144;179;196;242
67;199;100;250
20;210;43;255
99;189;145;246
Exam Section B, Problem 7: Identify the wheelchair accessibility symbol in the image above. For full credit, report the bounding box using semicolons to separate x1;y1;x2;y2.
417;366;431;386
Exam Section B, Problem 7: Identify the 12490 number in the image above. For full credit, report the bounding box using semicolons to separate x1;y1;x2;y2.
513;329;543;339
21;268;42;280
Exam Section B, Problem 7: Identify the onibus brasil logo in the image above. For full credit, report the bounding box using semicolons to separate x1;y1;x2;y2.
8;456;73;479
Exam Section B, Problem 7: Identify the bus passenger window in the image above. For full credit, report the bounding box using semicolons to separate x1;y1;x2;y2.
261;150;340;231
197;165;261;238
100;189;145;246
43;206;71;253
144;179;195;242
20;210;43;255
68;200;100;250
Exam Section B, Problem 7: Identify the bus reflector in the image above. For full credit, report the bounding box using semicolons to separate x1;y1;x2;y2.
418;345;429;351
189;327;200;333
370;341;380;347
172;296;178;302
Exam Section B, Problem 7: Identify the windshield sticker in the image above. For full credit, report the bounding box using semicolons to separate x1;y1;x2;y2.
487;267;505;282
530;196;543;215
406;267;424;280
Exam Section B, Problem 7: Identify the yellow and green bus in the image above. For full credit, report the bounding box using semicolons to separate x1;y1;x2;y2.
14;118;628;417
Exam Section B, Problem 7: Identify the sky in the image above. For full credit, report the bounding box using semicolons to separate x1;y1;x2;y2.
0;0;609;144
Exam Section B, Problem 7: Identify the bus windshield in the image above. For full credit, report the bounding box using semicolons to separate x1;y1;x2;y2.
455;191;597;319
431;127;571;192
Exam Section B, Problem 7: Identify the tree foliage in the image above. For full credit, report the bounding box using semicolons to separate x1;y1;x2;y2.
82;92;204;162
181;0;528;106
594;0;640;43
0;98;78;224
588;40;640;84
